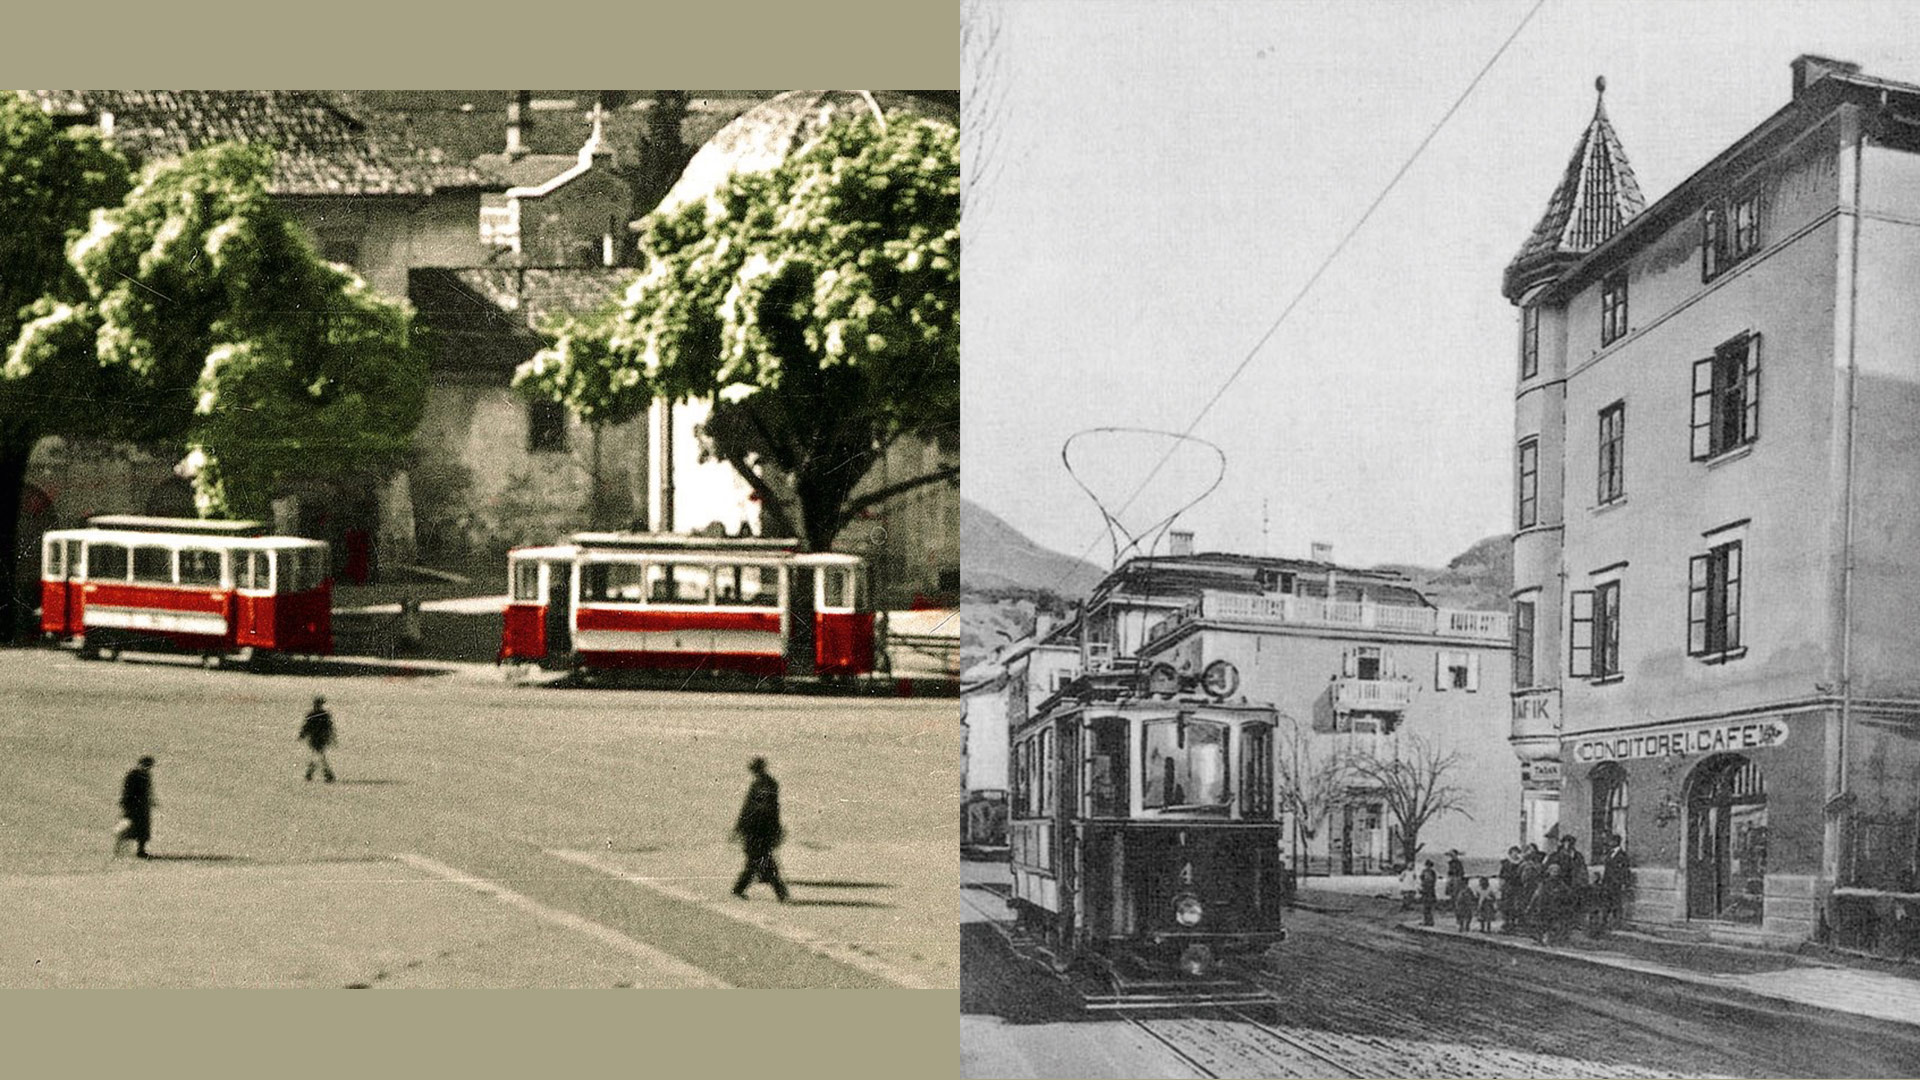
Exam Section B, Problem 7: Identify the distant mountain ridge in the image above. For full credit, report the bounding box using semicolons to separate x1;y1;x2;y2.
961;499;1107;601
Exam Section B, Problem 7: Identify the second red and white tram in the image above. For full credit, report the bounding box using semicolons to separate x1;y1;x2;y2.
500;533;876;678
41;516;332;662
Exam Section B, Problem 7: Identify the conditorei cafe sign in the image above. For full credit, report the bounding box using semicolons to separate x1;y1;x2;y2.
1571;718;1789;764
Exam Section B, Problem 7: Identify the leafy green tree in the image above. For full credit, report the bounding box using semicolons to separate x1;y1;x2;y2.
517;112;959;553
13;141;427;523
0;95;131;636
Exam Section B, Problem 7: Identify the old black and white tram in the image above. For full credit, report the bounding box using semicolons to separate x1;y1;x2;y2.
1007;660;1287;1005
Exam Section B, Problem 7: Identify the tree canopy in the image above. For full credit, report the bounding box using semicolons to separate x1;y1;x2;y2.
9;140;426;520
0;94;133;634
516;112;959;551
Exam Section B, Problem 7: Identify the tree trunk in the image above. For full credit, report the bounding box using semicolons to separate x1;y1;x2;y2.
0;436;38;644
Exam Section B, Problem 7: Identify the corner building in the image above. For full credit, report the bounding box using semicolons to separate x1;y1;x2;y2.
1505;59;1920;950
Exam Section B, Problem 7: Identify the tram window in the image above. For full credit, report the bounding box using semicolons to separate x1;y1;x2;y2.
1242;724;1274;818
66;540;81;577
583;562;644;602
738;566;775;606
1088;719;1130;817
713;565;740;604
238;550;269;591
89;543;129;581
44;539;63;577
133;546;172;584
512;562;542;602
824;568;850;608
646;563;711;604
1141;717;1230;810
179;548;223;587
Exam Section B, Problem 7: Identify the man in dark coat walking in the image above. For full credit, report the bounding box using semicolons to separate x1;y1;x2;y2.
299;696;336;783
731;757;789;902
113;755;156;859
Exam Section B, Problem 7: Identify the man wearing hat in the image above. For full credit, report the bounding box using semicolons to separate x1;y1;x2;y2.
731;757;789;902
299;695;336;783
114;755;157;858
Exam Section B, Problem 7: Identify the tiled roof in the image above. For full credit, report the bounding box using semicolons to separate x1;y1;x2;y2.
23;90;495;197
1503;80;1645;301
445;266;634;325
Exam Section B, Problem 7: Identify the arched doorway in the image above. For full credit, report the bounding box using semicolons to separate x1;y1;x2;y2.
1686;754;1768;923
1590;762;1628;854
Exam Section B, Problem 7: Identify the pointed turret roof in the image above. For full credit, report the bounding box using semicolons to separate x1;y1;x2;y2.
1503;78;1646;301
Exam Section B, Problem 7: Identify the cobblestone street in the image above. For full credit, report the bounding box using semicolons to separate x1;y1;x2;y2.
961;868;1920;1078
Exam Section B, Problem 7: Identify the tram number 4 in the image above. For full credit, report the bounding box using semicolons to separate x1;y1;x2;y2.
1179;861;1194;886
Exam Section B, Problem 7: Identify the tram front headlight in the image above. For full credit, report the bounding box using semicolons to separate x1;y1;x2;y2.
1173;893;1204;927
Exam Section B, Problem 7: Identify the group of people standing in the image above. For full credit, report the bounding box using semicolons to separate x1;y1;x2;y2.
1413;834;1632;944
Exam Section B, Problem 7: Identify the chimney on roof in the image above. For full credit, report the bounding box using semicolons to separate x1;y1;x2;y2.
1791;55;1862;99
1311;541;1333;563
1169;530;1194;557
506;90;531;159
1034;612;1057;640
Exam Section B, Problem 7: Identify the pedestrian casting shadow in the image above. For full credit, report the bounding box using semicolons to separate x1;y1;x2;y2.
785;879;896;890
259;659;456;680
781;898;894;909
141;853;251;863
330;778;405;786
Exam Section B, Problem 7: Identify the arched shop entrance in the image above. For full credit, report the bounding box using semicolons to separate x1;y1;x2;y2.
1686;754;1768;923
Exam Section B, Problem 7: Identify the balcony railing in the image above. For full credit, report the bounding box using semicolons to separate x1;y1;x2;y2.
1332;677;1414;712
1164;590;1509;641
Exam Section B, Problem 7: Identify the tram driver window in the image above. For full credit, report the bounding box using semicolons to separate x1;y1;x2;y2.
1141;716;1230;811
824;568;851;609
133;546;172;584
239;550;270;591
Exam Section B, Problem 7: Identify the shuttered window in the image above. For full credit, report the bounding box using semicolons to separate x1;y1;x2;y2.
1692;334;1760;460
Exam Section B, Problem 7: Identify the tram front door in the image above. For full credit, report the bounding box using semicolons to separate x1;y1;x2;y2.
543;561;572;659
1686;754;1769;923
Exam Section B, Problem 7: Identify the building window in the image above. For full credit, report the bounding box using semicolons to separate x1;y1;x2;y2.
1513;599;1536;688
1701;205;1726;281
1517;438;1539;529
1732;194;1761;259
1597;401;1626;505
528;397;569;453
1521;305;1539;380
1689;540;1743;660
1435;650;1478;692
1691;333;1759;460
1702;194;1762;282
1600;272;1629;346
1570;580;1621;679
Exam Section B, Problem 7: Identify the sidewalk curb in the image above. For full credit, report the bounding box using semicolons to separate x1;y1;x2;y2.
1394;921;1920;1032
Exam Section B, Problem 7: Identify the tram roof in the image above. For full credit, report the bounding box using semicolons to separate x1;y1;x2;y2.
85;515;268;536
567;532;801;551
48;525;324;549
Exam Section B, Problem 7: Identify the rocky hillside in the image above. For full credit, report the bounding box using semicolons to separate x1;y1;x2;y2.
1374;534;1512;612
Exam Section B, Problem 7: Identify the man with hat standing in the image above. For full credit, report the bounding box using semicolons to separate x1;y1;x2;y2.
731;757;789;902
299;695;336;783
113;755;157;859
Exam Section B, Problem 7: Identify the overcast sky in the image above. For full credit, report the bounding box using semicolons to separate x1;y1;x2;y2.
961;0;1920;573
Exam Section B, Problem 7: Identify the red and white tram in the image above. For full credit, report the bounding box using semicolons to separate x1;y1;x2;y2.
41;516;332;661
500;533;876;678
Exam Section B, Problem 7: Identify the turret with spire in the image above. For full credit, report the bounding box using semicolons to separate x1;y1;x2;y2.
1503;77;1646;302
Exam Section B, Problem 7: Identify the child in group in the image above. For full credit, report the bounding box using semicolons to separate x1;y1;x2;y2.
1475;876;1498;932
1453;872;1478;932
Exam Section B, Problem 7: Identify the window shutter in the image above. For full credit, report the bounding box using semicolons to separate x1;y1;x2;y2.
1691;358;1714;459
1743;334;1761;444
1467;653;1480;692
1688;554;1709;656
1570;590;1595;678
1341;648;1356;678
1434;652;1448;692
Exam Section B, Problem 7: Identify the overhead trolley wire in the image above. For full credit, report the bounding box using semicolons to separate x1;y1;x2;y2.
1046;0;1550;588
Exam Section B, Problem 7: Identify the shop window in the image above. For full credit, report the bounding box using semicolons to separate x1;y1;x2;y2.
1591;763;1628;852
